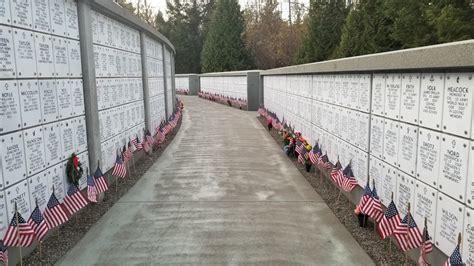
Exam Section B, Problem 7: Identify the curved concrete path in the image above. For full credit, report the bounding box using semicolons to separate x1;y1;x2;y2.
58;96;373;265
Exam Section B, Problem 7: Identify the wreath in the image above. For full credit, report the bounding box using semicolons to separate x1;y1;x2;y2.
66;153;84;186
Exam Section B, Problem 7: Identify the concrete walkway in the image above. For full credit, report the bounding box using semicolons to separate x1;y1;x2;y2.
58;96;373;265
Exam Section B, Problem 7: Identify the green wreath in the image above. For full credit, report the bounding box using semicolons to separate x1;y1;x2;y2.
66;153;84;186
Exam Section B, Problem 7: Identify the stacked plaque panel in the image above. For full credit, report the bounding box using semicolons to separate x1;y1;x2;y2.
263;72;474;263
164;48;173;117
175;76;189;94
0;0;88;237
200;76;247;101
144;35;165;132
91;11;145;173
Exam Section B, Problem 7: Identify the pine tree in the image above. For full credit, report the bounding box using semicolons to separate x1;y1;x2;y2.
201;0;253;72
426;0;474;43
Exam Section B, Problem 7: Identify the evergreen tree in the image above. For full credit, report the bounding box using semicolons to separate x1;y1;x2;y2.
426;0;474;43
201;0;253;72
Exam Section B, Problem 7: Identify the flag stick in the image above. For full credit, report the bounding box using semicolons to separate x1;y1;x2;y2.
39;241;42;258
15;202;23;266
115;175;119;192
405;202;411;265
389;192;394;256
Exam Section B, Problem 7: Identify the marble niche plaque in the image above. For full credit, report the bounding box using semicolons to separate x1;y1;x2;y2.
468;143;474;208
0;132;26;187
400;73;421;124
65;0;79;39
71;79;84;116
68;40;82;77
74;116;87;153
49;0;66;36
416;128;441;188
5;180;30;220
383;119;399;167
380;163;398;206
32;0;51;33
28;170;49;211
0;194;7;238
19;79;42;127
435;193;465;256
14;28;37;78
463;208;474;264
39;79;58;123
369;156;384;195
60;119;75;160
356;112;370;152
0;0;12;25
0;26;16;78
438;134;470;202
11;0;33;29
358;74;371;113
57;79;73;119
419;73;445;130
442;73;474;138
0;80;21;134
53;36;69;77
35;32;54;77
43;122;61;167
48;163;66;202
395;171;415;217
77;152;88;190
397;123;418;176
384;74;402;120
23;126;46;176
413;180;437;238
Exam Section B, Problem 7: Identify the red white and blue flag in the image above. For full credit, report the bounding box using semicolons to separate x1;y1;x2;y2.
132;137;143;151
0;241;7;265
87;175;97;203
444;243;463;266
378;200;401;239
44;192;69;229
330;160;343;186
112;154;127;178
317;153;332;170
340;163;358;192
393;212;423;251
3;212;35;247
27;205;49;242
361;186;383;222
94;166;109;194
358;180;372;211
63;184;88;215
309;143;320;165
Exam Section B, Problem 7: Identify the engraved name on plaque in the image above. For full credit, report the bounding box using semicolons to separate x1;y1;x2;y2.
65;0;79;39
35;33;54;77
14;29;37;78
74;117;87;153
442;73;473;138
383;119;399;167
384;74;401;120
28;171;49;211
397;123;418;176
468;143;474;208
417;128;441;188
23;126;46;176
413;180;437;238
60;119;75;160
0;80;21;134
463;208;474;264
400;73;421;123
395;172;415;217
11;0;33;29
32;0;51;33
50;0;66;36
420;73;445;130
53;37;69;77
57;79;73;118
0;194;7;238
19;80;41;127
48;164;65;201
71;79;84;116
435;194;465;256
439;134;469;202
380;163;398;206
5;180;30;220
43;122;61;167
0;132;26;187
68;40;82;77
39;79;58;123
0;0;12;25
0;26;15;78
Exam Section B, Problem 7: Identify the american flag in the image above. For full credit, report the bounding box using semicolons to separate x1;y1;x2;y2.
122;145;131;164
27;205;49;242
393;212;423;251
330;160;343;186
317;153;332;170
43;192;69;229
87;175;97;203
309;143;320;165
128;140;136;153
422;226;433;254
63;184;88;215
361;187;383;222
444;244;463;266
112;154;127;178
295;141;304;155
298;147;307;164
358;181;372;211
156;128;165;143
340;163;358;192
3;212;35;247
146;134;154;146
164;123;173;135
0;241;7;265
133;137;143;150
378;200;401;239
94;166;109;194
